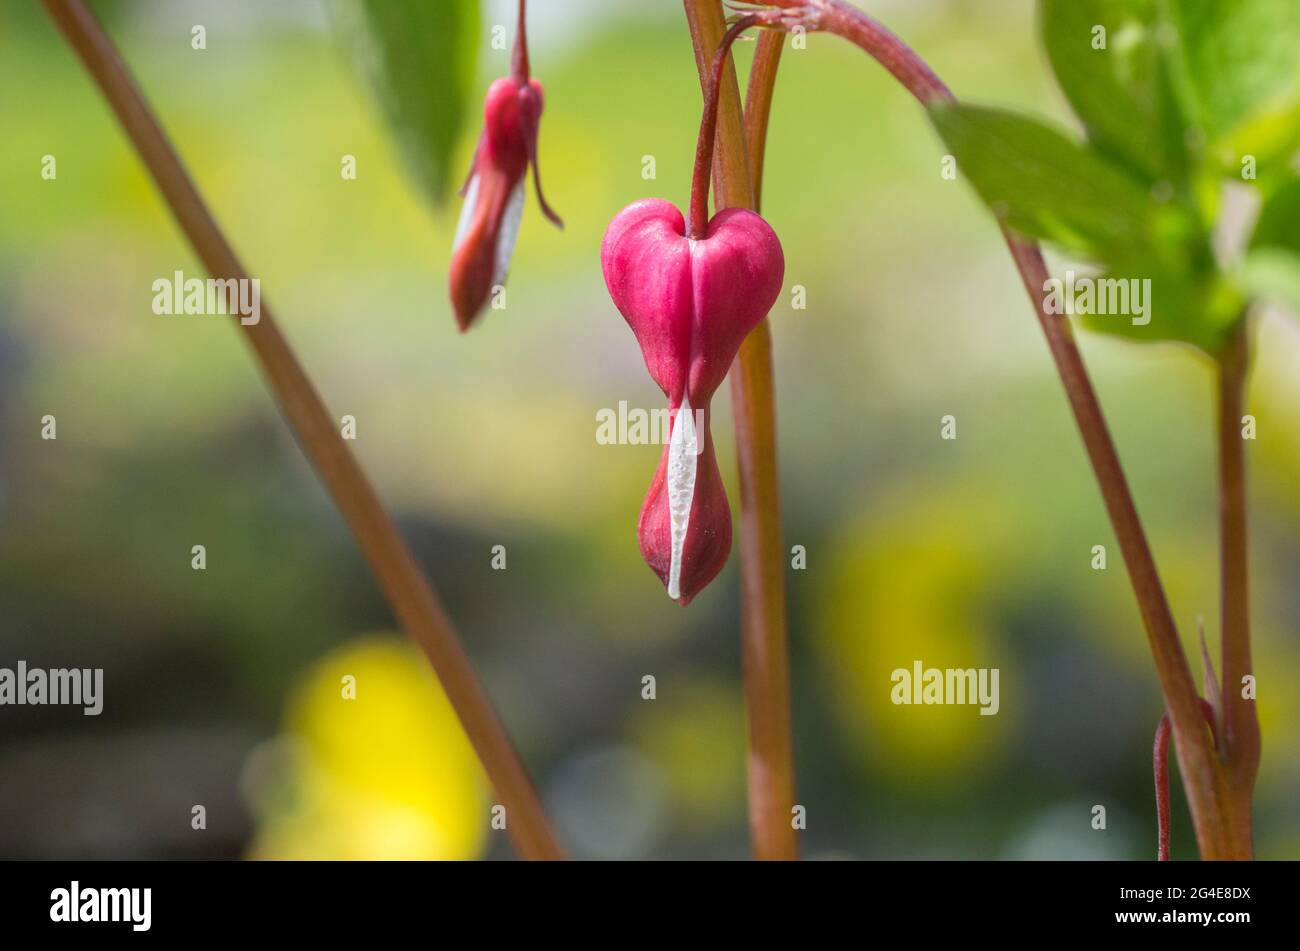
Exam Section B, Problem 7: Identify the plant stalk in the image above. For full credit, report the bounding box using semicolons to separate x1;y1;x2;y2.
767;0;1247;858
1217;322;1259;852
43;0;564;861
745;31;786;214
512;0;529;80
688;15;760;239
684;0;799;861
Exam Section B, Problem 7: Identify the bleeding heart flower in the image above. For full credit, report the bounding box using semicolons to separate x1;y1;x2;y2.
600;20;784;605
450;0;561;332
603;201;784;605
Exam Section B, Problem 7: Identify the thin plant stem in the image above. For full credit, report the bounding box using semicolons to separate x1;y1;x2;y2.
766;0;1246;859
683;0;799;861
1153;714;1173;861
1217;322;1259;849
745;30;786;214
688;15;761;238
1154;698;1218;860
512;0;529;80
42;0;564;861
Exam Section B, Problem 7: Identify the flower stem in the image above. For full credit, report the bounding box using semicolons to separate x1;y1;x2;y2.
684;0;799;861
42;0;564;861
1217;322;1259;851
1154;698;1218;860
512;0;529;81
772;0;1247;858
688;15;760;239
745;31;785;215
1004;237;1237;858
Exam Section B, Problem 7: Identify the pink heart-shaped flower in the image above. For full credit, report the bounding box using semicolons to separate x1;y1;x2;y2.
601;198;784;603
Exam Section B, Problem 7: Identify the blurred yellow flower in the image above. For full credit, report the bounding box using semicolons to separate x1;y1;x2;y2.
815;485;1014;783
247;636;488;860
629;677;745;828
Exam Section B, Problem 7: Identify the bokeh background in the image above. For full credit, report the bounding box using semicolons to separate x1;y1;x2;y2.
1;0;1297;860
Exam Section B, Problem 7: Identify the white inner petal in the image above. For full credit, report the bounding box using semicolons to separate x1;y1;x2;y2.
492;181;527;288
666;396;699;601
452;174;480;252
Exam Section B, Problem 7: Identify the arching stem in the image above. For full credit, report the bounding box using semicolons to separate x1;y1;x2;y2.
43;0;564;861
763;0;1246;860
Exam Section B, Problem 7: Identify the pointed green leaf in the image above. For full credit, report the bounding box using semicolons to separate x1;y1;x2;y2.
1039;0;1189;183
333;0;481;205
1171;0;1300;145
929;102;1173;256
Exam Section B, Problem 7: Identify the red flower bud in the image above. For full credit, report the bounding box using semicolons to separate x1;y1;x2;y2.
449;2;561;332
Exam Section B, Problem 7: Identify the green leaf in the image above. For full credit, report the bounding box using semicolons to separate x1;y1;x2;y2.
333;0;481;205
1039;0;1189;184
1171;0;1300;144
1239;248;1300;316
1220;97;1300;188
1242;178;1300;316
1250;177;1300;255
929;102;1178;256
929;103;1240;351
1078;260;1244;353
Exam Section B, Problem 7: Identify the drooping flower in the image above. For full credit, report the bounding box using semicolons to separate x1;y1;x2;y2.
450;0;561;331
600;18;784;604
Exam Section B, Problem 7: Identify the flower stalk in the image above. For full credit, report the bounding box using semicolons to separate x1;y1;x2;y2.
684;0;799;862
1217;322;1259;849
688;15;762;237
1154;698;1219;860
744;30;785;215
450;0;561;330
759;0;1249;858
42;0;564;861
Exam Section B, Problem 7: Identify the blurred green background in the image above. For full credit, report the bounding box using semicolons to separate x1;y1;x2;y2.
1;0;1297;860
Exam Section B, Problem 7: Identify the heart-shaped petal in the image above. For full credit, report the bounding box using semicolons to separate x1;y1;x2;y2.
601;199;785;408
601;197;784;603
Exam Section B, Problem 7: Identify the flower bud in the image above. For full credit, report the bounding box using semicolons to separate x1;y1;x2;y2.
449;4;560;331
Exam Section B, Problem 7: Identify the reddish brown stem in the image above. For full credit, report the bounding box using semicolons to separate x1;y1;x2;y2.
745;30;785;214
684;0;798;861
511;0;529;81
1155;699;1220;860
768;0;1244;860
1154;715;1172;861
688;15;760;238
1217;324;1259;848
42;0;563;860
